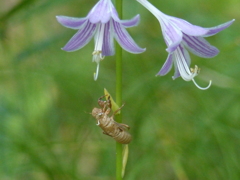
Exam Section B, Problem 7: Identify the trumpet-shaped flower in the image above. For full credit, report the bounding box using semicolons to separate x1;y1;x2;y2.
137;0;234;90
56;0;145;80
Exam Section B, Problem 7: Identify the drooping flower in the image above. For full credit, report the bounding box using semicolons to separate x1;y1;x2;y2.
56;0;145;80
137;0;234;90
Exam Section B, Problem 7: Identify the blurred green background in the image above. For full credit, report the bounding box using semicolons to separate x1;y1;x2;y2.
0;0;240;179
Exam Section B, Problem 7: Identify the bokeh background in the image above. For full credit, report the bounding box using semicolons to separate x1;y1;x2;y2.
0;0;240;179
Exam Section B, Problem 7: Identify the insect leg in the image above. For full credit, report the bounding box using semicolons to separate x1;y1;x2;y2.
106;96;112;109
98;95;112;112
113;103;125;116
103;131;112;137
102;96;112;112
98;95;107;108
114;121;130;131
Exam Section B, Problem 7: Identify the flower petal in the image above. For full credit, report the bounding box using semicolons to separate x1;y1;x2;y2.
88;0;112;23
172;65;180;79
169;16;209;36
156;53;173;76
203;19;235;37
102;21;115;56
118;14;140;28
160;19;183;53
182;35;219;58
112;20;145;54
62;21;97;51
56;16;88;29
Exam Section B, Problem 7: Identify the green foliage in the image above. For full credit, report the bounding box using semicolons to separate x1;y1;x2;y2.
0;0;240;179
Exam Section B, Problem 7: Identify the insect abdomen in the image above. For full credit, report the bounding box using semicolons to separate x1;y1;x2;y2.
113;131;132;144
99;121;132;144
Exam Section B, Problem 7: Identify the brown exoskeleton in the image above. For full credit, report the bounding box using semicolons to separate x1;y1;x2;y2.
91;95;132;144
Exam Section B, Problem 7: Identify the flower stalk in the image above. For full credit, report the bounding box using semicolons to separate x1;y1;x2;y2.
115;1;123;179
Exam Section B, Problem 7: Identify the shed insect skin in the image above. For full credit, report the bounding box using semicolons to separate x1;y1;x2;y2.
91;95;132;144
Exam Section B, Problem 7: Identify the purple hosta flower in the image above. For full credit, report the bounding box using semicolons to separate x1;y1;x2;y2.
56;0;145;80
137;0;234;90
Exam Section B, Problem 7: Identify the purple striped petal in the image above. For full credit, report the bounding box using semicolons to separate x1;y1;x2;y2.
109;2;121;22
119;15;140;28
62;21;97;51
56;16;88;29
182;35;219;58
172;53;180;80
203;19;235;37
88;0;112;23
102;22;115;56
165;37;182;53
162;20;183;53
172;66;180;79
112;20;145;54
169;16;209;36
156;53;173;76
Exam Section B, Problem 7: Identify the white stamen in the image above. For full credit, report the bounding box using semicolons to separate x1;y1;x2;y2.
94;62;100;81
175;48;197;81
192;78;212;90
92;24;105;80
174;48;212;90
190;65;212;90
94;24;105;51
92;51;104;81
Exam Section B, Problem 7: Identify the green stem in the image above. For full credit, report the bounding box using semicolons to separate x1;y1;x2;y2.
115;0;123;179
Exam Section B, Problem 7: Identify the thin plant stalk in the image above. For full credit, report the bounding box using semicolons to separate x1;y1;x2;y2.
115;0;123;179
